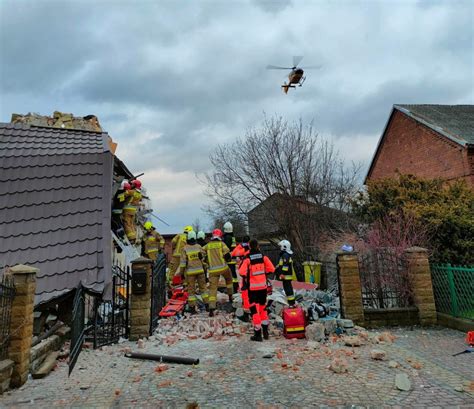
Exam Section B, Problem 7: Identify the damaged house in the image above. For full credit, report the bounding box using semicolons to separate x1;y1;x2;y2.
0;114;143;318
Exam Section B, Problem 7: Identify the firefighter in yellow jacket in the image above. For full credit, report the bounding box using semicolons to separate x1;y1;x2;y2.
168;225;193;282
142;221;165;261
122;179;142;244
203;229;233;316
179;231;208;314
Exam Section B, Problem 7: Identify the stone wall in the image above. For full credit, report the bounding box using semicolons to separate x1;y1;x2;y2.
336;248;437;328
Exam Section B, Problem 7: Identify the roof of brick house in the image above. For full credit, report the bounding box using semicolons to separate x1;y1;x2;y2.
0;122;114;305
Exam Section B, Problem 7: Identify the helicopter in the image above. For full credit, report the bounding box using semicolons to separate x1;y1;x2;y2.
266;56;321;94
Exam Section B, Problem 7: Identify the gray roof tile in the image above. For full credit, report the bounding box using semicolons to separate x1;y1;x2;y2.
395;104;474;145
0;123;113;305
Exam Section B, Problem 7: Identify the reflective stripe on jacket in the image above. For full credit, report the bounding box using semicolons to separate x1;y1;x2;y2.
239;252;275;291
180;243;205;275
277;251;294;279
172;233;187;257
203;240;230;274
143;230;164;255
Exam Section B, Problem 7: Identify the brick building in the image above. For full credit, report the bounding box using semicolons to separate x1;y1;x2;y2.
366;104;474;186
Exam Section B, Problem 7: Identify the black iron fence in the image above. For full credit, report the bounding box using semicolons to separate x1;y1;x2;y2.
69;264;131;375
359;249;414;309
92;265;130;348
0;274;15;360
150;254;167;333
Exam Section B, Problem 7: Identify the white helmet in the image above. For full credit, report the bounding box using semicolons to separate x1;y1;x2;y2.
187;231;197;241
278;239;293;254
223;222;233;233
197;231;206;240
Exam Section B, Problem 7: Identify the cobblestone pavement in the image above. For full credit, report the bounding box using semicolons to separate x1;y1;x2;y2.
0;325;473;408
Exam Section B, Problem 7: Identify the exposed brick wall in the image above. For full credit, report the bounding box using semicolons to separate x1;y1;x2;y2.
368;110;473;187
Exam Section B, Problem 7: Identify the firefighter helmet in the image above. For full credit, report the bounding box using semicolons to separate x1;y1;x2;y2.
187;231;197;241
131;179;142;189
212;229;223;239
197;231;206;240
278;239;293;255
183;225;194;233
120;179;129;190
223;222;233;233
144;221;153;230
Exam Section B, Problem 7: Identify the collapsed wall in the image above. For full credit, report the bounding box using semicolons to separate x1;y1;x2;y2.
11;111;102;132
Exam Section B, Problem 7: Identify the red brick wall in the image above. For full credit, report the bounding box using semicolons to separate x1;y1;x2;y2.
368;110;473;187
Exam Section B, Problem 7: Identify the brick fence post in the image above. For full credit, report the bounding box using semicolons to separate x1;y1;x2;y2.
405;247;437;326
6;264;37;387
129;257;154;341
336;252;365;325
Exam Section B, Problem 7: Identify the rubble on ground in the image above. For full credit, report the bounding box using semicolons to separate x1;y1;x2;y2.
370;349;387;361
154;312;246;343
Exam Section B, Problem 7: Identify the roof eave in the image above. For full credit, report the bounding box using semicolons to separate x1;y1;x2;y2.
394;105;468;147
364;106;396;184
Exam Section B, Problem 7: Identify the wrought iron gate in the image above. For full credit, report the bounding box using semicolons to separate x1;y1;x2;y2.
150;254;167;333
92;264;130;348
359;249;413;309
69;286;85;375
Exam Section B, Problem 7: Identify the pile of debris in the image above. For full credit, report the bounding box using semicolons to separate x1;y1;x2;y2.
11;111;102;132
153;313;247;344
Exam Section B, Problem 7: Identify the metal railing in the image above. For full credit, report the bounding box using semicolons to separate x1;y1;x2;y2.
0;274;15;360
150;254;167;334
359;249;414;309
431;263;474;320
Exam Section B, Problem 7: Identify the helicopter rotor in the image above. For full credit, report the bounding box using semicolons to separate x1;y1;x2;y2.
292;55;304;67
266;64;293;70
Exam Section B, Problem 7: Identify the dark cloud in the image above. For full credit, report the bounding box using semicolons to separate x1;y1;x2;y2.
1;0;472;233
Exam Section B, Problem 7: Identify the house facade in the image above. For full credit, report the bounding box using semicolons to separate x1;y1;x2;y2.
366;104;474;186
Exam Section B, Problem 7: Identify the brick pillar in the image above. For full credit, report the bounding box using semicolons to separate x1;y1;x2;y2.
6;264;37;387
129;257;154;341
336;252;365;325
405;247;437;326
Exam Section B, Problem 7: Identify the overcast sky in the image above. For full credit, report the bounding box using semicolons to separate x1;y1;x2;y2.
1;0;473;233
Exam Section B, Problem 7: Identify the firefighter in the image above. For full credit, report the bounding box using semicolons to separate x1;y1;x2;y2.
169;225;193;281
276;239;296;306
239;239;275;341
196;231;208;281
203;229;233;317
178;231;208;314
223;222;239;293
196;231;207;247
231;235;251;322
112;180;130;237
141;221;165;261
122;179;142;244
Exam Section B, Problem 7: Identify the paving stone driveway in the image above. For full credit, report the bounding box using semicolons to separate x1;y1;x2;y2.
0;327;473;408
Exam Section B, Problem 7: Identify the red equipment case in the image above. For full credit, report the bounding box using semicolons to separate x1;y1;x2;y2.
282;306;306;339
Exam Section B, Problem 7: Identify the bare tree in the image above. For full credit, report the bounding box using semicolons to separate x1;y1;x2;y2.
204;115;361;257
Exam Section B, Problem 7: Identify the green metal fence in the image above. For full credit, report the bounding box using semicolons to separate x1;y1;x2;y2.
430;264;474;320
